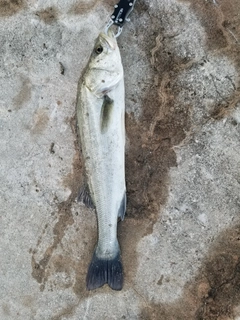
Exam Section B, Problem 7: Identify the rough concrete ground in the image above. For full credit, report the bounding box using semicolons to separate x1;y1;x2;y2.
0;0;240;319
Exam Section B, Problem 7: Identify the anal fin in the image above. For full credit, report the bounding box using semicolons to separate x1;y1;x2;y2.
77;185;95;209
118;192;126;221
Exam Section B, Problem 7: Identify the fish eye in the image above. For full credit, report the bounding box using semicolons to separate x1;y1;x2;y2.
95;45;103;54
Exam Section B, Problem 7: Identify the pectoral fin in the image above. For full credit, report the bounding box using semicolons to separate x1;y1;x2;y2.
100;95;113;133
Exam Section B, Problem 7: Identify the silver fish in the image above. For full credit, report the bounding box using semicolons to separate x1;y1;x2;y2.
76;31;126;290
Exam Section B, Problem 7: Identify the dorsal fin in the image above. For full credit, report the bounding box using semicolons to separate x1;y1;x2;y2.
118;193;126;221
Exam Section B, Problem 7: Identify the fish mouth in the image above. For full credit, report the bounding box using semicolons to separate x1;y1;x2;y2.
99;32;117;50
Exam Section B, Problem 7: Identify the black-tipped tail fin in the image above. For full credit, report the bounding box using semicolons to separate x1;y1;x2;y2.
86;250;123;290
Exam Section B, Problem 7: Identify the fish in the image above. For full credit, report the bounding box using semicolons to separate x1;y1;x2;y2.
76;30;126;291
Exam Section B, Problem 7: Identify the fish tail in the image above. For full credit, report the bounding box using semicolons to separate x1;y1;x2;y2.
86;249;123;291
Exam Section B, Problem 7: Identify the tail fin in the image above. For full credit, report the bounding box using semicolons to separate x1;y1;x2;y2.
86;250;123;290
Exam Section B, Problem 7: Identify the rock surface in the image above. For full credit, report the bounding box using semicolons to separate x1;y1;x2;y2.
1;0;240;319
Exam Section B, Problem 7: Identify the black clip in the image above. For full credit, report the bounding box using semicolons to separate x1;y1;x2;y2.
110;0;136;27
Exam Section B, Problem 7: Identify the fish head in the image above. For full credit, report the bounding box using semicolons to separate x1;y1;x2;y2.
89;31;120;71
84;31;123;97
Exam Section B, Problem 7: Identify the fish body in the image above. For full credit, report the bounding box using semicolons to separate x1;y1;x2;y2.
76;31;126;290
